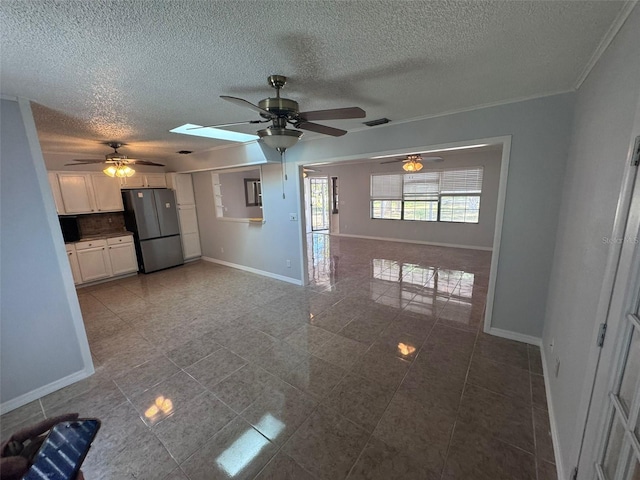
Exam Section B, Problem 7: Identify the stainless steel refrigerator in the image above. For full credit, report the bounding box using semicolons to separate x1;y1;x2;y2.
122;189;184;273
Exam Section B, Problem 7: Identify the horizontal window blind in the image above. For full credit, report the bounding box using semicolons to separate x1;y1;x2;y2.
403;172;440;200
440;167;483;194
371;174;403;199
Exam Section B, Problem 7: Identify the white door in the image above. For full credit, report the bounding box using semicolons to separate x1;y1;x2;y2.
58;173;95;213
579;135;640;479
178;205;198;234
76;246;111;282
108;243;138;275
90;174;123;211
181;232;202;259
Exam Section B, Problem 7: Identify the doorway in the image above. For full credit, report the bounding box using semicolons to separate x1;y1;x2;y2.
309;176;330;232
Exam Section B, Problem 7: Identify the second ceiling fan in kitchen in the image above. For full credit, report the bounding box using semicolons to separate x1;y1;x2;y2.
66;142;165;177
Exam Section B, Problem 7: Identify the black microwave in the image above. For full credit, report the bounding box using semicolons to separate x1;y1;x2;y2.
59;216;81;242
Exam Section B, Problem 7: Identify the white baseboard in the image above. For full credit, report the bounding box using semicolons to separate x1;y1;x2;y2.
486;327;542;347
541;347;566;480
201;256;303;285
331;233;493;251
0;366;94;415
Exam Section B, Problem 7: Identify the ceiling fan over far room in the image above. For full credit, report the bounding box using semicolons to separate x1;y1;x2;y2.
187;75;366;152
380;153;443;172
65;142;165;177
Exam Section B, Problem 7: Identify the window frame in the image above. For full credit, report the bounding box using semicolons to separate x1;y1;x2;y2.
370;167;483;224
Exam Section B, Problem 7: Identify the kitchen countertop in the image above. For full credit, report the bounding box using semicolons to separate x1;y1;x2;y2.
66;232;134;244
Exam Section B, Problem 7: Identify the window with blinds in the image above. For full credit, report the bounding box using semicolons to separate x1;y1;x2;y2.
370;167;483;223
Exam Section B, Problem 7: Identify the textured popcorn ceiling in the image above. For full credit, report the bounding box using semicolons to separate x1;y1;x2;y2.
0;1;627;162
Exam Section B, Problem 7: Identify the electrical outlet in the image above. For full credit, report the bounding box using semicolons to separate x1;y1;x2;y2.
289;213;298;221
286;259;291;268
555;358;561;378
549;338;555;353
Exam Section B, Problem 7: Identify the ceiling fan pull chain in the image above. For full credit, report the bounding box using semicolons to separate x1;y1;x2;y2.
281;150;286;199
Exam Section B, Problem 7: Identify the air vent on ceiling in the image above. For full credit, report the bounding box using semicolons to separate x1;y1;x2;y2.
177;150;193;154
363;118;390;127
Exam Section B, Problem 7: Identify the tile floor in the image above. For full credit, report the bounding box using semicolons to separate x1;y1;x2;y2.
1;234;557;479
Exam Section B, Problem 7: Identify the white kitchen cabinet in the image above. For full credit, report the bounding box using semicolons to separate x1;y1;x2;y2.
145;173;167;188
120;173;167;189
51;172;123;214
75;239;111;282
90;174;124;211
107;236;138;276
48;172;65;214
169;173;201;261
57;173;95;213
168;173;196;205
65;244;82;285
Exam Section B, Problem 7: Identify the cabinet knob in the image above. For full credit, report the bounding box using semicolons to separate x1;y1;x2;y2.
68;252;72;256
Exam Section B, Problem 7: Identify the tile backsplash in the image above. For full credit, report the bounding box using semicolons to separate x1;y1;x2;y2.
78;212;127;236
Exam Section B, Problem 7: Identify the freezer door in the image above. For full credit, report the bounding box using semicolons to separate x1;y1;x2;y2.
125;189;161;240
139;235;184;273
153;189;180;237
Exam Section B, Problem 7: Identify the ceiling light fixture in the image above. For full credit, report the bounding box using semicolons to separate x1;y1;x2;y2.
402;154;423;172
257;127;303;153
103;162;135;178
372;143;492;160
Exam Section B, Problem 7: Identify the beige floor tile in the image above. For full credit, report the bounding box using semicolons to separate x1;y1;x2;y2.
185;348;247;390
282;355;347;399
113;354;180;399
181;416;277;480
255;452;318;480
210;364;278;413
153;391;237;464
323;372;396;432
242;380;317;445
282;405;370;480
475;333;529;370
467;355;532;403
284;324;336;353
531;373;548;410
312;334;369;369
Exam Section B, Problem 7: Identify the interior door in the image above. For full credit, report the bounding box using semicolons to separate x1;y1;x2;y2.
310;177;329;231
579;136;640;480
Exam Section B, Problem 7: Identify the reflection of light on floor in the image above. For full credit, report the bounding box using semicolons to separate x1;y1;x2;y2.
215;420;273;477
397;342;416;357
144;396;174;419
254;413;285;440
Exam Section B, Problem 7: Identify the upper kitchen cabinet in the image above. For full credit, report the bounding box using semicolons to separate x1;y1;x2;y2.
52;172;123;214
167;173;195;205
120;173;167;189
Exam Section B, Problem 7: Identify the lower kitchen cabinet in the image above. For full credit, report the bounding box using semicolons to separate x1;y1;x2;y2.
107;237;138;275
75;240;111;282
72;235;138;284
65;244;83;285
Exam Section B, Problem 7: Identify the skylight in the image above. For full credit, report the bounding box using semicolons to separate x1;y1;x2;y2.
170;123;258;143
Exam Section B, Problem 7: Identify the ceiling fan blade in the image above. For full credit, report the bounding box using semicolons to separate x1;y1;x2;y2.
379;159;405;164
129;160;165;167
297;121;347;137
423;156;444;162
69;159;106;163
298;106;366;122
221;96;274;118
187;120;267;130
65;161;104;166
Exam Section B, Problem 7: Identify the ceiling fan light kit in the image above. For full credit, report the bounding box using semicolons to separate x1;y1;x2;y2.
402;154;424;172
258;126;303;152
65;142;165;176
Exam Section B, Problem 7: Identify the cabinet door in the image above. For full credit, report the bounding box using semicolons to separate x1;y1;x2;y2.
76;246;111;282
122;175;146;188
178;205;199;234
108;243;138;276
48;173;66;214
145;173;167;188
175;174;195;205
58;174;95;213
90;174;124;211
181;232;201;259
66;247;83;284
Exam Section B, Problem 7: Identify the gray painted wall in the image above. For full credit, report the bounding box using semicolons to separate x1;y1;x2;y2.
317;150;501;249
176;92;574;338
219;169;263;219
193;162;303;282
541;7;640;477
1;98;93;408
